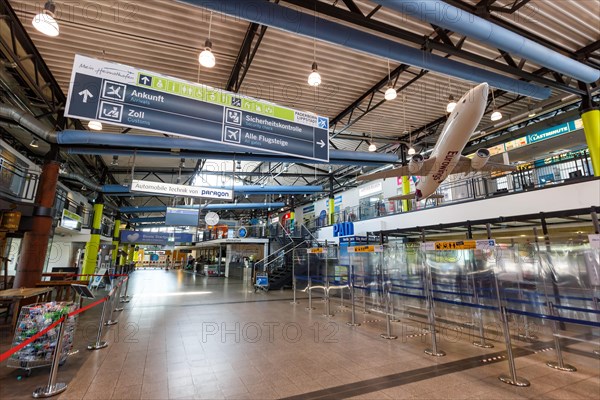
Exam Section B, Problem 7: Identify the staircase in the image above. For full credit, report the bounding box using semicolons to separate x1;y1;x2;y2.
256;222;319;290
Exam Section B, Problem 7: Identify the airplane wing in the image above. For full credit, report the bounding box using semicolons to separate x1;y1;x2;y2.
451;156;517;174
357;157;438;181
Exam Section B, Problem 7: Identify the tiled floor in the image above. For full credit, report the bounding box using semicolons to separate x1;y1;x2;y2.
1;269;599;399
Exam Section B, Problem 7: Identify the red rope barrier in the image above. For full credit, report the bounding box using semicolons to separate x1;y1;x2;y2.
68;297;107;318
0;317;65;363
0;293;113;362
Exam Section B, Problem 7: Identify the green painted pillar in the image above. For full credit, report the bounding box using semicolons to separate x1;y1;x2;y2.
328;198;335;225
128;245;135;264
581;108;600;176
402;176;411;212
120;244;129;267
82;198;104;276
111;216;121;266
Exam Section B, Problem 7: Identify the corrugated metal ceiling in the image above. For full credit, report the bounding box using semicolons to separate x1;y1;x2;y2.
5;0;599;187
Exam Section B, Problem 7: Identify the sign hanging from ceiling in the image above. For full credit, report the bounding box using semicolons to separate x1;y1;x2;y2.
64;55;329;162
120;230;193;245
130;179;233;200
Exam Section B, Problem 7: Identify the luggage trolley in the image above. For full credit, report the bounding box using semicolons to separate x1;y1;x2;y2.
254;272;269;292
7;302;77;377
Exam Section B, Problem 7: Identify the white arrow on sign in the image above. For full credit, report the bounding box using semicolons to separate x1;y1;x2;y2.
141;76;150;85
78;89;94;103
317;140;326;148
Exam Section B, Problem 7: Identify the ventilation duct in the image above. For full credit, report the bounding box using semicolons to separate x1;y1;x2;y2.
180;0;551;99
376;0;600;83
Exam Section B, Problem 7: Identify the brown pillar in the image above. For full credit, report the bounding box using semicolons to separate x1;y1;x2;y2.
13;159;60;288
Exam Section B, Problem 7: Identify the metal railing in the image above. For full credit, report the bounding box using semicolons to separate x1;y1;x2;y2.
0;157;38;202
317;154;596;225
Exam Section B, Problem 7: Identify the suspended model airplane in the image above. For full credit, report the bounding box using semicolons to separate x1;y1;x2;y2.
358;83;516;201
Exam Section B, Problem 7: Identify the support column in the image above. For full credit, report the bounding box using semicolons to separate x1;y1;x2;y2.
82;195;104;277
120;244;128;267
328;174;335;225
111;215;121;268
581;108;599;176
14;157;60;288
402;176;411;212
128;245;135;265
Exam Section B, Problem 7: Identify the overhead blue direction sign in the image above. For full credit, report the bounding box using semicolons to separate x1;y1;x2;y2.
64;55;329;162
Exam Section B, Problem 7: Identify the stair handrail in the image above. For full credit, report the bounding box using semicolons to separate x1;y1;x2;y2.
262;239;313;272
299;223;319;242
253;239;295;269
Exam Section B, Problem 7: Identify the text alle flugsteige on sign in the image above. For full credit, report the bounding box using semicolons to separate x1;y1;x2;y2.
64;54;329;162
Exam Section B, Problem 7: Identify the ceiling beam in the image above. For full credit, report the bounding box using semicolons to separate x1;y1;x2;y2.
341;0;364;16
282;0;584;97
226;22;269;92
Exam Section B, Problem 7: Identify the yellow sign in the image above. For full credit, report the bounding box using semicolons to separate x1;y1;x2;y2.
349;245;383;253
432;240;496;250
0;211;21;231
308;248;326;254
434;241;476;250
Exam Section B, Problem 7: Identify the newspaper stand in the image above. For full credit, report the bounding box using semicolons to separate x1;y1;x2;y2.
7;302;77;377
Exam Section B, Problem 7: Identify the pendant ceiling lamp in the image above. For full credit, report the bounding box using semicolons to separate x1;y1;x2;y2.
32;1;59;37
384;59;397;101
199;12;216;68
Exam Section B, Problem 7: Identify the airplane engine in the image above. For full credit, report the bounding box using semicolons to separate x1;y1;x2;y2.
408;154;424;174
471;148;491;170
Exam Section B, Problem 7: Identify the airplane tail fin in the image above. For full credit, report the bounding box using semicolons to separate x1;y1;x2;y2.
389;193;444;201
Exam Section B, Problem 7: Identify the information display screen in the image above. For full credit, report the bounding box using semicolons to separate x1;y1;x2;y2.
165;207;199;226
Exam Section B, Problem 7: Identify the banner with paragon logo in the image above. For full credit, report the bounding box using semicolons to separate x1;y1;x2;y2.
130;179;233;200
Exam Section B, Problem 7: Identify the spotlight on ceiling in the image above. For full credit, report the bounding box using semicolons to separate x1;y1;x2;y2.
368;143;377;152
32;1;59;37
407;146;416;155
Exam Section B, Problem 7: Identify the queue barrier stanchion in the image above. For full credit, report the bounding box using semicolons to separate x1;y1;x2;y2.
104;285;119;326
322;278;333;317
32;317;68;398
347;265;360;327
114;278;124;312
305;277;315;311
380;290;398;340
305;254;315;311
389;291;400;323
323;254;333;317
291;260;299;305
361;279;371;314
471;275;493;349
546;302;577;372
493;272;530;387
424;260;445;357
516;285;538;341
120;275;131;303
498;306;530;387
88;298;109;350
593;297;600;358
